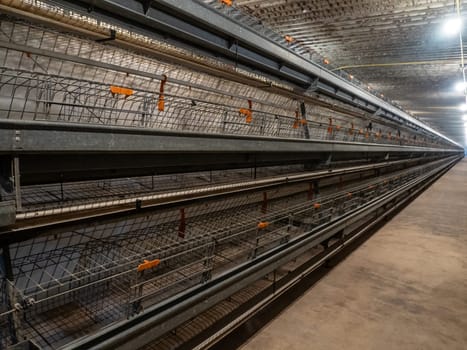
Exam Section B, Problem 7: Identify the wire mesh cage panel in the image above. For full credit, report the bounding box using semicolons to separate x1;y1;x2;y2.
2;157;446;348
0;278;14;349
0;18;443;149
6;165;306;218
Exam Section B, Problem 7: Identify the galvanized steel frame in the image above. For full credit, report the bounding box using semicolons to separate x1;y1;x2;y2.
61;156;461;350
52;0;462;149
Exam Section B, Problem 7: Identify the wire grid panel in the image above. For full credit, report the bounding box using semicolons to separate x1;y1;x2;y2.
5;192;299;346
0;310;15;350
3;158;446;348
0;19;294;114
8;166;302;213
0;18;444;148
0;276;16;349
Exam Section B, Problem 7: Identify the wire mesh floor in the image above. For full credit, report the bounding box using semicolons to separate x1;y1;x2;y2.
4;165;305;215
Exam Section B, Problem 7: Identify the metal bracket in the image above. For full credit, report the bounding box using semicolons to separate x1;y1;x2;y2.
306;78;320;93
141;0;152;14
0;201;15;227
372;107;383;117
13;130;22;150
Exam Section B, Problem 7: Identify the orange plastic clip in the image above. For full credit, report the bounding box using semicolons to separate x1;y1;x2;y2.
327;118;333;134
313;203;321;209
158;75;167;112
240;108;252;122
137;259;160;272
240;100;253;123
285;35;294;43
257;221;269;229
220;0;232;6
158;96;165;112
110;86;134;97
293;109;300;129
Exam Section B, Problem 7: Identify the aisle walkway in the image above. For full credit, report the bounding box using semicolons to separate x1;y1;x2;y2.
242;159;467;350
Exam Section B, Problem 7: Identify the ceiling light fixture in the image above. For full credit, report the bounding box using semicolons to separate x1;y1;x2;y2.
443;17;462;36
455;81;467;92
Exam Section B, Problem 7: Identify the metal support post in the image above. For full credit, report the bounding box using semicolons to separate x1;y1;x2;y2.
1;245;18;344
261;192;268;213
178;208;186;238
313;180;320;198
12;158;21;212
307;182;314;200
299;102;310;139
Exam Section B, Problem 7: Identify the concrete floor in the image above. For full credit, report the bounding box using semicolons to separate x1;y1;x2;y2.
241;159;467;350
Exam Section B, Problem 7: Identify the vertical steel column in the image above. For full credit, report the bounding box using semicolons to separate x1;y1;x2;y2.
313;180;320;198
299;102;310;139
178;208;186;238
1;245;18;344
261;192;268;213
12;158;21;212
307;182;314;200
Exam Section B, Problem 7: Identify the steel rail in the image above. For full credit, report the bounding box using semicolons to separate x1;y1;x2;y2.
0;119;458;154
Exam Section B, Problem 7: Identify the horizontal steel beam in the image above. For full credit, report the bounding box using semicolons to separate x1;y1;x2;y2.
0;120;459;154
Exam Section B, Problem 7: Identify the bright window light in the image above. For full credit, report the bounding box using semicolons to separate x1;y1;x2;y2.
463;115;467;121
455;81;467;92
459;104;467;111
443;17;462;36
